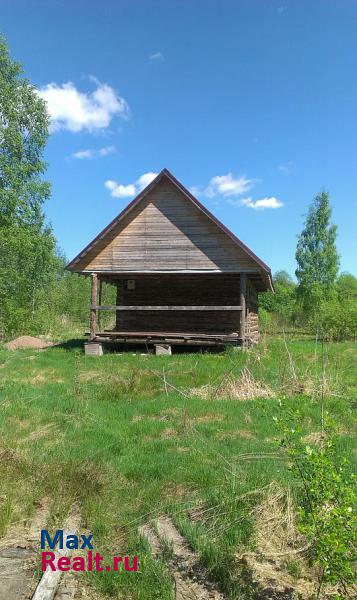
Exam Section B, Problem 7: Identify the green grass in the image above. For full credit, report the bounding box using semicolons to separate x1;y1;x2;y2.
0;335;356;598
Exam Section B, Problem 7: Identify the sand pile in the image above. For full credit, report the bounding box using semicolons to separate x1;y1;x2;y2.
5;336;53;350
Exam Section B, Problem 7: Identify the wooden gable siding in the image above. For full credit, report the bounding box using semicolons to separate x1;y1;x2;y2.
75;180;259;273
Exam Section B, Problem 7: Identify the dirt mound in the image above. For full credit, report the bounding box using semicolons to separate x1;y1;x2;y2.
5;336;53;350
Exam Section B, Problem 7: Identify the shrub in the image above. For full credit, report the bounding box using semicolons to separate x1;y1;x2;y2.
275;408;357;597
307;299;357;341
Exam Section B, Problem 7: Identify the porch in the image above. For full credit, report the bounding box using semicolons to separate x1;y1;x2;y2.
86;272;253;351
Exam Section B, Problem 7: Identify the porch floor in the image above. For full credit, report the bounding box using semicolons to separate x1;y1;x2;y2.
89;330;242;347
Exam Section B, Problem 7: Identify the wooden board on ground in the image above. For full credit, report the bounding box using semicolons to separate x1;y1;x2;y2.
0;499;50;600
0;501;81;600
139;515;225;600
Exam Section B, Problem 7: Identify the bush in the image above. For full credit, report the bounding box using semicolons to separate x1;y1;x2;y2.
307;299;357;341
259;271;357;341
275;408;357;597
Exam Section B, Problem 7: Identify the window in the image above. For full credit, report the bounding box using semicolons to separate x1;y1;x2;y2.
125;279;136;291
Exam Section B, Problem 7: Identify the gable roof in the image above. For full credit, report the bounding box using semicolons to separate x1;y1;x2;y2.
66;168;273;291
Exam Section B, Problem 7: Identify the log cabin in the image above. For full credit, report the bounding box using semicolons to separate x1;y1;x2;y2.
66;169;273;354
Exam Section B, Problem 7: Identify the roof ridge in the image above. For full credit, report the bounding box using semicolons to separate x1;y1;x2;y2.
66;168;272;290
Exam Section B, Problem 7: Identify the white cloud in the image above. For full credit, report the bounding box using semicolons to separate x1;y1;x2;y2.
192;171;282;211
241;196;284;210
38;81;129;132
105;171;158;199
278;162;292;174
98;145;116;156
205;173;255;198
72;145;116;160
105;180;136;199
149;52;164;62
136;171;158;190
188;185;201;197
73;149;93;159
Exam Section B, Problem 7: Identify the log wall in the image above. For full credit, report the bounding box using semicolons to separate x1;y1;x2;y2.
246;278;260;343
114;274;241;335
107;273;260;341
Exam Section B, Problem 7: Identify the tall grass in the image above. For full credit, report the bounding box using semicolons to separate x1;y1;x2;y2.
0;336;355;598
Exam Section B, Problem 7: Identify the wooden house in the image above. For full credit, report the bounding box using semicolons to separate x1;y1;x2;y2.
66;169;273;354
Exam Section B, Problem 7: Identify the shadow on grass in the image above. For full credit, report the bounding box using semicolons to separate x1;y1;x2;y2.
51;338;86;351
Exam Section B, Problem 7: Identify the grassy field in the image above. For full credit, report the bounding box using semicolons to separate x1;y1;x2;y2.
0;335;356;599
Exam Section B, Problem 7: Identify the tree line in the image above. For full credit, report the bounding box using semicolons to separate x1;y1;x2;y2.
260;193;357;339
0;36;96;338
0;36;356;340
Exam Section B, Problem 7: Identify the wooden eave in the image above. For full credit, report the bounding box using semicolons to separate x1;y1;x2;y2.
66;168;274;292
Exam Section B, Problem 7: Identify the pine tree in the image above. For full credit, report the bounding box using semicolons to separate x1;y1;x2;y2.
295;191;339;317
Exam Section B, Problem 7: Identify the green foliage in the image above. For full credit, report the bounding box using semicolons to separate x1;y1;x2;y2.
298;447;356;591
260;272;357;341
49;270;116;335
0;35;117;339
260;270;297;328
299;272;357;340
0;35;50;228
261;211;356;340
295;191;339;319
56;271;91;322
313;298;357;341
336;272;357;303
275;408;356;596
0;35;61;338
0;224;60;336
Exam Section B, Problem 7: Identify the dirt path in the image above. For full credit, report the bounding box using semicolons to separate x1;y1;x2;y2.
139;515;225;600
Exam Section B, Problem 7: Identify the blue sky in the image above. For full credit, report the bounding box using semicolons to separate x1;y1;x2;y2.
2;0;357;276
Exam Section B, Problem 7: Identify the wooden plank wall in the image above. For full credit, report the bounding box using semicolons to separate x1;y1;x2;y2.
75;180;259;273
114;274;242;335
246;278;260;343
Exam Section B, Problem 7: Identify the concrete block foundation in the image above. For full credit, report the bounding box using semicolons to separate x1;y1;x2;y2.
84;342;103;356
155;344;172;356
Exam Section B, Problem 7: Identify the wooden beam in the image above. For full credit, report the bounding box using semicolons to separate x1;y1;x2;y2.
32;529;76;600
80;269;261;275
90;305;243;311
90;273;98;340
239;273;247;344
98;278;103;332
94;336;239;347
97;330;239;339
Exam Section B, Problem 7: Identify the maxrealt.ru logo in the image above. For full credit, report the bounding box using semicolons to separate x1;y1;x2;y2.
41;530;138;573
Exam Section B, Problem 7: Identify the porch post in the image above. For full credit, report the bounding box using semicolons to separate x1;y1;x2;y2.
90;273;98;340
239;273;247;344
116;281;121;331
97;278;103;333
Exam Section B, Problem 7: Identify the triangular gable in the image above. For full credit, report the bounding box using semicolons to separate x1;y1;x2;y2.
66;169;273;290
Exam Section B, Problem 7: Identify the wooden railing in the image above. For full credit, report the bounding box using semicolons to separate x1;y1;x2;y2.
90;305;243;311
